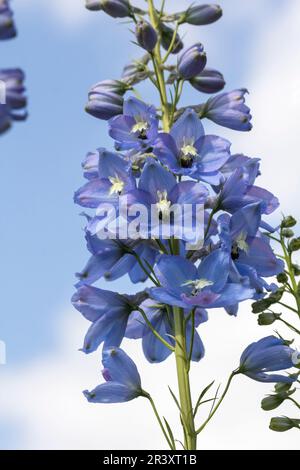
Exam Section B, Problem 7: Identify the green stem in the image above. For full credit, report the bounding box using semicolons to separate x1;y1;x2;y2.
148;0;170;131
143;392;174;449
278;317;300;335
173;306;197;450
288;397;300;410
281;234;300;317
196;371;237;434
137;307;175;352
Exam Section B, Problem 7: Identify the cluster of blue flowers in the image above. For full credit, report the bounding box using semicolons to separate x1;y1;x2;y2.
73;1;298;447
0;1;27;134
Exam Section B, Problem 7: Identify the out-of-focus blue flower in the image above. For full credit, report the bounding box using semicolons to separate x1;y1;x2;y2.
0;68;27;134
135;20;157;52
122;54;150;86
201;89;252;131
149;250;254;309
86;80;124;120
239;336;297;383
83;348;142;403
161;23;183;54
74;148;135;208
180;4;223;26
72;285;146;353
0;0;16;39
109;96;158;151
178;44;207;80
190;68;225;94
154;108;231;183
86;0;131;18
126;298;208;363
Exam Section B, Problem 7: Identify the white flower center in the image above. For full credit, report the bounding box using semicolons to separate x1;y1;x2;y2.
182;278;213;295
156;190;171;219
131;121;148;135
109;176;125;195
181;144;197;157
235;231;249;253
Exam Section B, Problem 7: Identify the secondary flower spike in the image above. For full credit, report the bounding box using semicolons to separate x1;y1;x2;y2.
0;0;16;39
83;348;143;403
239;336;297;383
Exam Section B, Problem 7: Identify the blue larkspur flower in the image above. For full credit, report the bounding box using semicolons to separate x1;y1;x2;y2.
201;89;252;131
83;348;143;403
154;108;231;183
72;285;147;353
126;298;208;363
109;96;158;151
239;336;297;383
148;251;254;309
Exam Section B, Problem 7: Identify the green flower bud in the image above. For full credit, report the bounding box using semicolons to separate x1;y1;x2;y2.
258;311;280;326
288;237;300;252
277;272;288;283
269;417;300;432
261;394;286;411
268;287;285;304
292;264;300;276
252;299;272;314
281;216;297;228
275;382;292;393
282;228;294;238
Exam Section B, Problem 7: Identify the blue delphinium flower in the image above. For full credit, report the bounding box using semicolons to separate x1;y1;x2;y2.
154;108;231;184
0;0;16;40
72;285;147;353
122;158;208;240
83;347;143;403
126;298;208;363
200;89;252;131
74;148;135;208
149;251;254;309
109;96;158;151
239;336;297;383
0;68;27;134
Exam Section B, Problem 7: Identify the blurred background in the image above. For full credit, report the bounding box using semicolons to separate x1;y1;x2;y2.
0;0;299;449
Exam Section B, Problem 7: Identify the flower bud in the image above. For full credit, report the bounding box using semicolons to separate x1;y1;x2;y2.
122;54;150;86
86;0;131;18
288;237;300;252
85;0;102;10
281;215;297;228
178;43;207;80
275;382;292;393
261;394;286;411
161;23;183;54
135;20;157;52
252;298;272;314
292;264;300;276
86;89;123;120
182;4;223;25
269;416;300;432
258;311;280;326
0;0;17;39
277;272;288;284
282;228;294;238
190;68;225;94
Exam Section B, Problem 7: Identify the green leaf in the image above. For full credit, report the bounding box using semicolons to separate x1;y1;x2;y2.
193;380;215;417
163;417;176;450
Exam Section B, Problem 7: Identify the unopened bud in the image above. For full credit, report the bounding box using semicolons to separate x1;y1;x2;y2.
269;416;300;432
135;20;157;52
281;216;297;228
